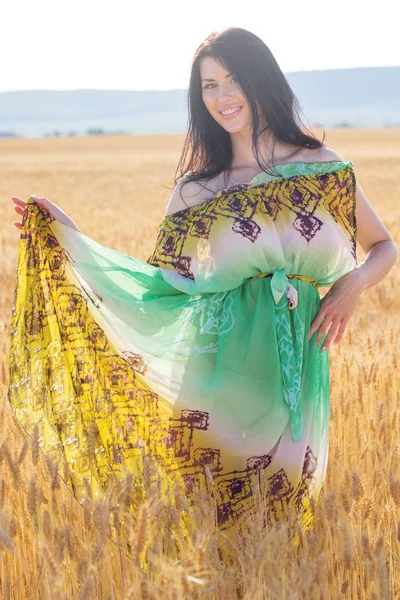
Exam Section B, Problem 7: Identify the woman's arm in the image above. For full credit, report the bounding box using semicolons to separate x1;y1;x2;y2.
352;179;398;291
309;156;398;350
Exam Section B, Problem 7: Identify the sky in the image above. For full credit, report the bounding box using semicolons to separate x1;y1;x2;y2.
1;0;399;93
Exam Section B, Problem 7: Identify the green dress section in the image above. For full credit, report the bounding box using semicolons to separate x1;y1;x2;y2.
7;159;357;534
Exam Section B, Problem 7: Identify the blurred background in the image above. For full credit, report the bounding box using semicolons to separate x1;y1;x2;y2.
1;0;399;139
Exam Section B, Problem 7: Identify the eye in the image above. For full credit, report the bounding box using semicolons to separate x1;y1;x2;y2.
203;77;237;90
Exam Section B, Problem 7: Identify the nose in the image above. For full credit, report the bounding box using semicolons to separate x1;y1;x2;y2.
216;84;234;103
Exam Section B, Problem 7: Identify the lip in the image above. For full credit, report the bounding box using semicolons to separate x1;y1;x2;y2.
219;105;243;119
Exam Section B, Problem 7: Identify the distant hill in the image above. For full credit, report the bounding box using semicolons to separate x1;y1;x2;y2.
0;66;399;138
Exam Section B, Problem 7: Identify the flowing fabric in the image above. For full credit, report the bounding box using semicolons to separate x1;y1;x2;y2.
7;160;357;536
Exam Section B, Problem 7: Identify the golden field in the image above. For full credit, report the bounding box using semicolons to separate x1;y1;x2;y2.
0;129;399;599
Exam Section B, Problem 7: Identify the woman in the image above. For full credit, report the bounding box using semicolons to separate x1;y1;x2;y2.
9;28;397;538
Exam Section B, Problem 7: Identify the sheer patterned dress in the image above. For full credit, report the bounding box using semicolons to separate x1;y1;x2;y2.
7;160;357;536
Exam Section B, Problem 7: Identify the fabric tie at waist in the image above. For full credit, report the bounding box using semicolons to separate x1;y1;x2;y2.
247;268;319;444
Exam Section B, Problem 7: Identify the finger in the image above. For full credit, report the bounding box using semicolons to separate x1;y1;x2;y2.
315;314;333;347
309;308;328;341
11;196;27;208
321;318;341;350
13;205;25;215
333;318;350;346
13;221;22;230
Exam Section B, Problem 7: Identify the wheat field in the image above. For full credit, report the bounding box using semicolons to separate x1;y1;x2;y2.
0;129;399;599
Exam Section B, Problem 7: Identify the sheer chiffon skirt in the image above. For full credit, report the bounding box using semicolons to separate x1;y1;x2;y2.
7;199;331;548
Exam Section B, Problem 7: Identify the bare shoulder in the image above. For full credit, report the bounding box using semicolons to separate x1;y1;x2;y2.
164;173;218;217
302;146;345;163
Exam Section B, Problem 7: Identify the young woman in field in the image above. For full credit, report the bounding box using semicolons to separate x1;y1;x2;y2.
9;27;398;541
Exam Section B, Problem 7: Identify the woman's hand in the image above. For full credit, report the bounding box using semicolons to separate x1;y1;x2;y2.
11;195;79;231
308;269;365;351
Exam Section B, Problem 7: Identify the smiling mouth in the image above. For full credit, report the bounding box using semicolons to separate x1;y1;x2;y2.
219;106;243;118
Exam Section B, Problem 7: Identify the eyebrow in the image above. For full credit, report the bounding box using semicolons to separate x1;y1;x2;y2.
201;72;233;82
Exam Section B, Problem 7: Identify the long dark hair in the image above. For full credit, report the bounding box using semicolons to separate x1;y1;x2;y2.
174;27;325;194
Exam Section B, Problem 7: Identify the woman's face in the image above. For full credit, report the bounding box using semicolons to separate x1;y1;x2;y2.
200;57;253;134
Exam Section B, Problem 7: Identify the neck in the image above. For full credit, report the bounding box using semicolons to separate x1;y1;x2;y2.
229;125;298;171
